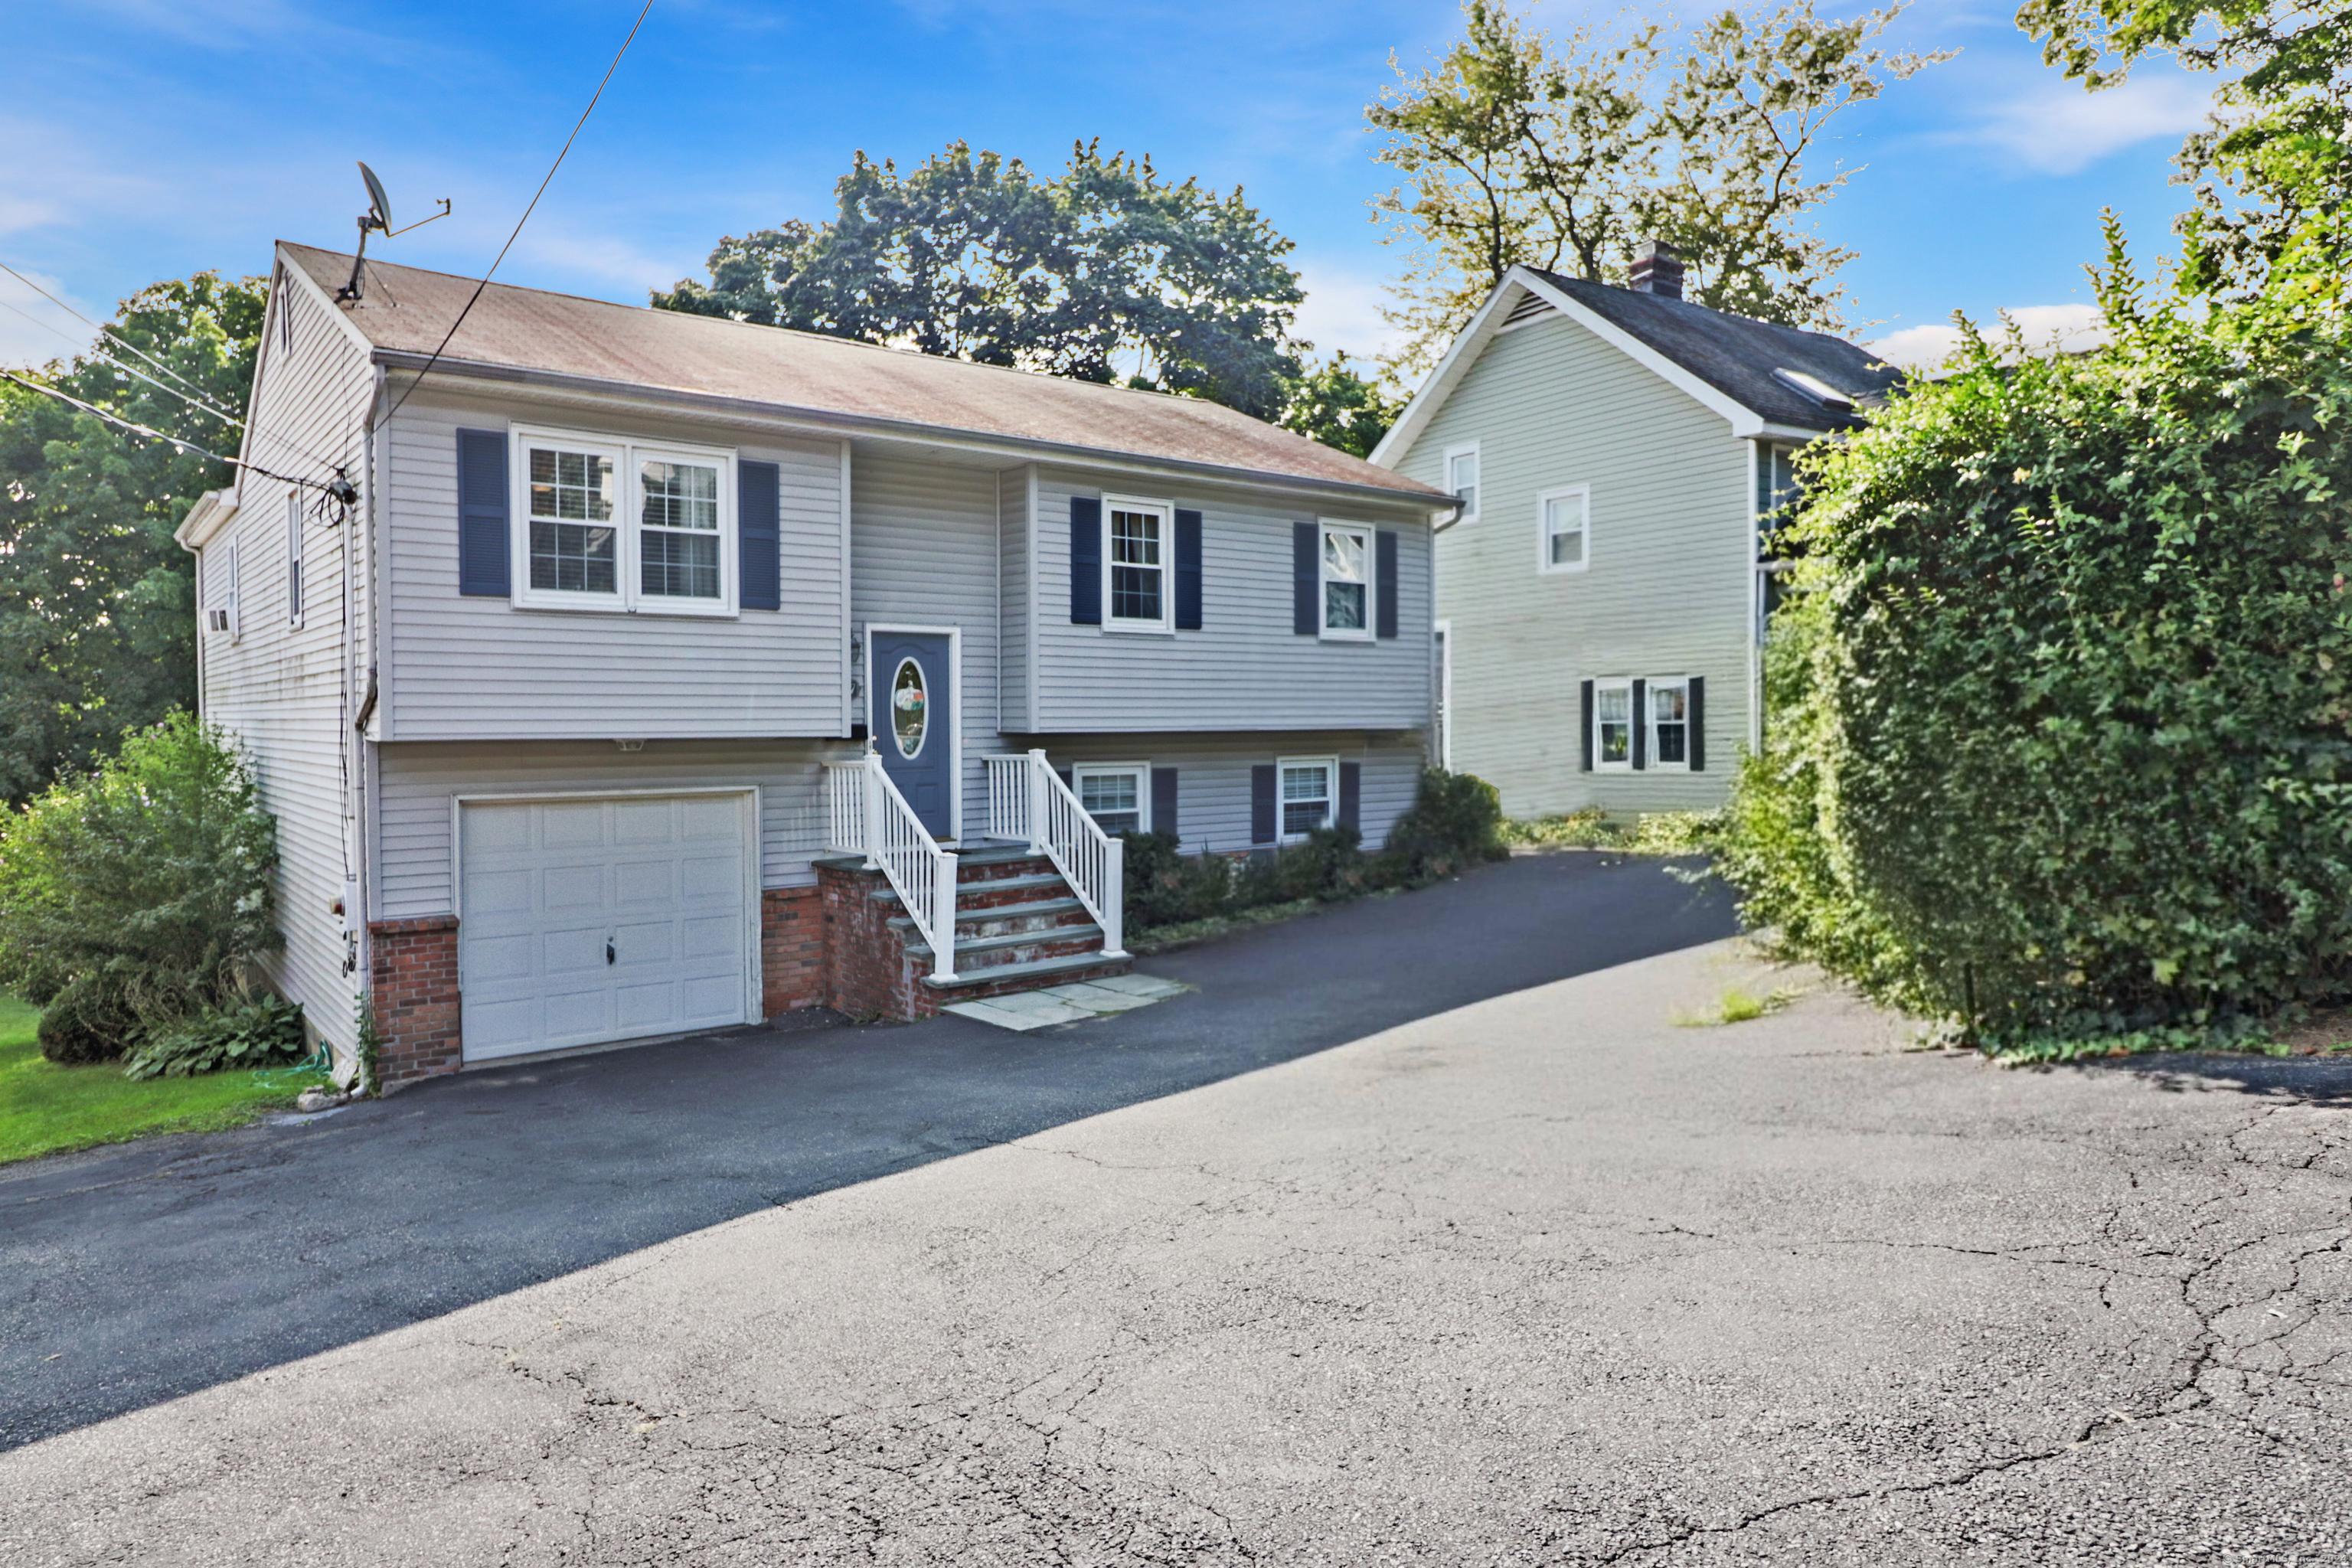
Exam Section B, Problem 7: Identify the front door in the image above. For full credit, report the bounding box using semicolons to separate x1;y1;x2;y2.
870;629;954;838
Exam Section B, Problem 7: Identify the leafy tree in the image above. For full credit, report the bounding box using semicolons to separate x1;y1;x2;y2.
1367;1;1949;372
1279;354;1405;458
0;272;265;804
2018;0;2352;294
656;139;1308;420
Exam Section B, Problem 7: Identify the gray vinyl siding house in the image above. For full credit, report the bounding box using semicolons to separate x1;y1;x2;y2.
179;242;1447;1083
1372;254;1898;820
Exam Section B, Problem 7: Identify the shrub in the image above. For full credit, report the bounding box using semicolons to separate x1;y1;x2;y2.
1121;830;1236;929
121;992;306;1080
1719;242;2352;1047
0;713;282;1062
1384;768;1508;880
1503;808;1617;849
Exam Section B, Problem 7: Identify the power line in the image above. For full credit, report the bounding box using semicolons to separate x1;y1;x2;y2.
0;258;244;420
0;293;243;430
0;368;353;504
382;0;653;423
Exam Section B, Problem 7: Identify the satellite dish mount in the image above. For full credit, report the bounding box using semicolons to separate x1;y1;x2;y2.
338;162;451;304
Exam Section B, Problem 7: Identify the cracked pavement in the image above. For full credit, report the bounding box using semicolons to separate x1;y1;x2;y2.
8;933;2352;1563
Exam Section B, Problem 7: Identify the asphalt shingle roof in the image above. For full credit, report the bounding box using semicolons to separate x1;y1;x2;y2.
1526;268;1902;432
283;243;1443;498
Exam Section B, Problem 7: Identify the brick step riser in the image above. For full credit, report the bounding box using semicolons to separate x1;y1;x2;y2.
944;959;1132;1004
960;910;1098;941
955;880;1075;913
947;933;1108;974
956;855;1057;885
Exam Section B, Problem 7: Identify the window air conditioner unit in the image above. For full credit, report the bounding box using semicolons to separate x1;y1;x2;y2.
207;608;233;634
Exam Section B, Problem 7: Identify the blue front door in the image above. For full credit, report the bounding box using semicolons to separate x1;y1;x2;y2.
871;630;954;838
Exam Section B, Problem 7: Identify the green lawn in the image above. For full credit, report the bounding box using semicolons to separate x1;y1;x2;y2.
0;998;333;1166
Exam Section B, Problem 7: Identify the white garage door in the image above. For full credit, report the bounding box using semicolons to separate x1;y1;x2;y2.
459;792;756;1063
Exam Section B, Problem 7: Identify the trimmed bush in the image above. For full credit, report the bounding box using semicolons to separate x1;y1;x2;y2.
1383;767;1508;880
0;714;282;1062
1719;256;2352;1047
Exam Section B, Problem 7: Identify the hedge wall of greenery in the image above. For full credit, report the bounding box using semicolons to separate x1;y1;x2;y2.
1719;256;2352;1047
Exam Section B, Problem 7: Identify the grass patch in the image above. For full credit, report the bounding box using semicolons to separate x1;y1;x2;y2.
1128;897;1321;956
1673;985;1802;1027
0;997;332;1166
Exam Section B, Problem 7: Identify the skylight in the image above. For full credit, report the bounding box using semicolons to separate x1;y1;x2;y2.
1772;367;1853;410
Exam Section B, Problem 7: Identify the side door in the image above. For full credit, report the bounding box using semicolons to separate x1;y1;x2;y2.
869;628;955;838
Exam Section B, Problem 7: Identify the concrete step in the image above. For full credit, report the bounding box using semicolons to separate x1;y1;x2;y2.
887;895;1091;940
920;949;1134;995
871;871;1070;911
906;923;1106;965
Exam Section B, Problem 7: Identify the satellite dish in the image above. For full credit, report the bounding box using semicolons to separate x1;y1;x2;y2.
358;162;392;234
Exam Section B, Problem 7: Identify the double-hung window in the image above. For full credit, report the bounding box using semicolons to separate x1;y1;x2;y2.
1594;679;1633;769
1444;443;1479;521
1074;763;1149;835
1279;756;1337;841
1538;485;1589;573
285;492;303;628
513;428;736;614
1319;523;1372;639
1649;678;1690;766
1103;497;1171;631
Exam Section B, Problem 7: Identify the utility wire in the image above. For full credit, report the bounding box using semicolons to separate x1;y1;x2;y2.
0;368;351;501
0;294;243;430
382;0;653;423
0;258;244;420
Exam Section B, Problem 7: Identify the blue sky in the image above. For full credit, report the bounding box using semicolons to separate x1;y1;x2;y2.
0;0;2216;372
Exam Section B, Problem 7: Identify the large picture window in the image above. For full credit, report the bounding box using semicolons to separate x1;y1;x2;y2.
512;428;735;614
1319;523;1372;639
1104;498;1169;630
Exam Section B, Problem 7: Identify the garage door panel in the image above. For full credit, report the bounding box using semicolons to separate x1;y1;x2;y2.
460;792;754;1064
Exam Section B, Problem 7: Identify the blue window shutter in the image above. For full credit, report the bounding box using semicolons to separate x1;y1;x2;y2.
1070;497;1102;624
1339;763;1362;831
1292;522;1316;635
1688;676;1706;772
1580;680;1595;771
1631;678;1648;770
1251;764;1276;844
1151;766;1178;840
1375;530;1400;638
1174;509;1203;630
738;459;780;610
456;428;509;596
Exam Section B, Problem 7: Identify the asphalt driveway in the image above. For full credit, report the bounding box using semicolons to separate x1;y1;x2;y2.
1;849;1735;1452
7;937;2349;1565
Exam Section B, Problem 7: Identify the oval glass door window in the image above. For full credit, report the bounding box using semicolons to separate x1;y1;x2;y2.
890;658;928;758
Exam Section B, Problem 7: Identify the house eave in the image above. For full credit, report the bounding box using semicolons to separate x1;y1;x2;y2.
174;488;237;552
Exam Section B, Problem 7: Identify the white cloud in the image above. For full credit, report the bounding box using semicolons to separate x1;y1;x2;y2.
0;268;100;371
1966;74;2213;175
1292;260;1400;364
1869;302;2106;370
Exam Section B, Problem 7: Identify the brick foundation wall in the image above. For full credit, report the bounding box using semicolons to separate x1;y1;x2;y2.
762;886;825;1017
818;861;934;1022
368;916;462;1089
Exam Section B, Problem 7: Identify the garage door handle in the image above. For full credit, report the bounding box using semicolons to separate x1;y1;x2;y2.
606;939;615;965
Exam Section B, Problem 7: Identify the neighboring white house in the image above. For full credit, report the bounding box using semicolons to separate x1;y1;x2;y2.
1372;243;1899;819
179;243;1449;1087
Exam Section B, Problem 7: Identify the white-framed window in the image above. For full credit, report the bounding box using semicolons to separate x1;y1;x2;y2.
225;536;242;645
1444;442;1480;522
1102;495;1171;632
1649;678;1690;766
511;426;737;616
1073;763;1150;835
1278;755;1338;841
1538;485;1589;573
1318;521;1373;640
1593;679;1632;769
285;492;304;628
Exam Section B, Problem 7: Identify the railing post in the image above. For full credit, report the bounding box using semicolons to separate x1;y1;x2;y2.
1026;747;1048;854
1102;834;1126;958
860;750;883;871
932;844;959;982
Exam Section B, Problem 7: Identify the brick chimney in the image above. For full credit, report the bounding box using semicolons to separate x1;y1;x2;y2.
1629;239;1684;300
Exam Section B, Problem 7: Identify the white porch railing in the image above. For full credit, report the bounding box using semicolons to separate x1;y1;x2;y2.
983;750;1126;959
825;752;959;982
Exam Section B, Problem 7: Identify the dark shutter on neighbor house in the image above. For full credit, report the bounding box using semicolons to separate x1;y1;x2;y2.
1687;676;1706;772
1339;762;1362;831
1070;497;1102;624
1631;678;1648;770
1251;764;1277;844
1057;766;1073;791
1292;521;1318;635
456;427;509;596
1152;767;1178;840
1174;509;1203;630
738;459;781;611
1580;679;1596;771
1375;530;1400;639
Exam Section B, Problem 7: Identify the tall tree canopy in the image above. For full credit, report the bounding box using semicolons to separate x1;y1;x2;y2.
0;273;263;804
655;140;1311;423
1367;1;1949;372
2019;0;2352;293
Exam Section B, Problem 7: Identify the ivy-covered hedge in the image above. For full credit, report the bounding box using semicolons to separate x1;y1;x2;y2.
1720;260;2352;1047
